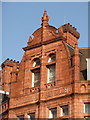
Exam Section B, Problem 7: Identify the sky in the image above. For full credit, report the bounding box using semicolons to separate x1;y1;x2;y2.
0;2;88;66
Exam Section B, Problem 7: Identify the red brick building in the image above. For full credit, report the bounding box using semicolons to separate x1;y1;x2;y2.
0;11;90;120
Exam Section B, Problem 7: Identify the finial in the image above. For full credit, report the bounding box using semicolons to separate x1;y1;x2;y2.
41;10;50;26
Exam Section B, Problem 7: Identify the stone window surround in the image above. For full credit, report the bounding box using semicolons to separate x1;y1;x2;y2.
16;112;36;120
60;105;69;116
31;57;41;87
49;107;57;118
48;104;69;118
31;52;56;87
84;103;90;113
27;112;35;120
17;115;24;120
31;68;40;87
46;53;56;84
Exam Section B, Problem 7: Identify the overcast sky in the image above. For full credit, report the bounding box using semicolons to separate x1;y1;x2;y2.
0;2;88;65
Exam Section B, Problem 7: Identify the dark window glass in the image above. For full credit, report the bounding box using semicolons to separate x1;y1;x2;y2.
49;54;56;62
61;105;68;116
34;58;40;67
17;115;24;120
28;113;35;120
49;108;57;118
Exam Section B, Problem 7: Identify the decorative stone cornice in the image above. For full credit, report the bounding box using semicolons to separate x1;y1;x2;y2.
23;36;66;51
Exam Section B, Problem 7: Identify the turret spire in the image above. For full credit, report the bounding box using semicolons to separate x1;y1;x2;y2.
41;10;50;26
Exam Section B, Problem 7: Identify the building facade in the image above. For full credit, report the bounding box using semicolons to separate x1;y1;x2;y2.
0;11;90;120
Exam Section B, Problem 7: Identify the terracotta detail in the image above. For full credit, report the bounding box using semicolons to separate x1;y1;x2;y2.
0;11;89;120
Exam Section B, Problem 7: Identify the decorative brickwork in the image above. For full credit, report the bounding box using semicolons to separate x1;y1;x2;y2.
0;11;90;120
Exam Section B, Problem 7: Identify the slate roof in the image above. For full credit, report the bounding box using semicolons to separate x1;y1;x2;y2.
79;47;90;80
67;46;90;81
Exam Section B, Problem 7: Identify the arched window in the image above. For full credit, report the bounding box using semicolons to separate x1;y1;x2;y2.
47;54;56;83
33;58;40;67
32;58;40;87
48;53;56;63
